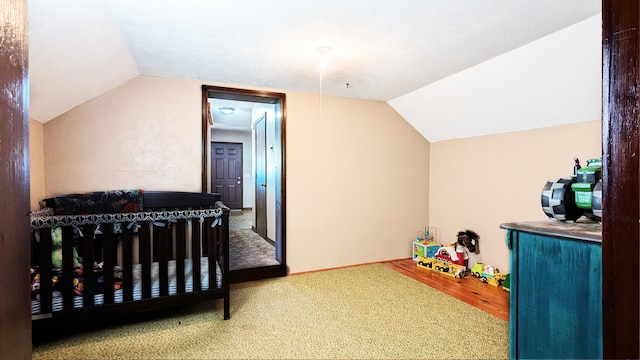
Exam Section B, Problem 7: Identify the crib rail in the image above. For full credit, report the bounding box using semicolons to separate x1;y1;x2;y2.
30;205;229;320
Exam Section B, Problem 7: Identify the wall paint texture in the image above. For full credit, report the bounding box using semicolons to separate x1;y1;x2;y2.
41;76;431;273
429;120;602;272
44;76;202;196
37;72;601;275
286;92;430;272
29;119;45;210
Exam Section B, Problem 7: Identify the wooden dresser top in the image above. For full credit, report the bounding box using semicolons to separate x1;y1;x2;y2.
500;219;602;243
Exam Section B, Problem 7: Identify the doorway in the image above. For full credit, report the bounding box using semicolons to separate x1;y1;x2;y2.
202;85;286;283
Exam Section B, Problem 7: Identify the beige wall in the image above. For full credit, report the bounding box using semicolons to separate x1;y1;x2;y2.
44;76;202;196
29;119;45;210
41;75;431;273
35;74;601;275
286;92;430;272
429;120;602;272
34;74;602;274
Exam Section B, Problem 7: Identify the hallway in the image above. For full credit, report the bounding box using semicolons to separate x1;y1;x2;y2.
228;209;279;270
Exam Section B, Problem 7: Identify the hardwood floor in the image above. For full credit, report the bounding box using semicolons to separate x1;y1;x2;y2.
384;258;509;321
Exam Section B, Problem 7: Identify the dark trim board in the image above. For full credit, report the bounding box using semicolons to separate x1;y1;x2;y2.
0;1;32;358
201;85;287;283
601;1;640;357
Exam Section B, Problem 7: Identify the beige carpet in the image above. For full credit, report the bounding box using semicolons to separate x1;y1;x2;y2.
228;209;253;230
229;209;279;270
32;264;508;359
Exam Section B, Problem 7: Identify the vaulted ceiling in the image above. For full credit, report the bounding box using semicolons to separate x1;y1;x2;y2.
29;1;601;141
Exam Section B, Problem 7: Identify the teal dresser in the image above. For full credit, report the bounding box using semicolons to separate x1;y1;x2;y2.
501;220;602;360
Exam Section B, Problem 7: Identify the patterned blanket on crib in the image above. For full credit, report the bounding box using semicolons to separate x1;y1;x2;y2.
31;265;123;299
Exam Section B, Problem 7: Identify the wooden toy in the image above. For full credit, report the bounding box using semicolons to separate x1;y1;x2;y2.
416;256;467;278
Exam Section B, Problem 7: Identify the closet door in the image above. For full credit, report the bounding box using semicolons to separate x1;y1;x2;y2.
254;113;267;239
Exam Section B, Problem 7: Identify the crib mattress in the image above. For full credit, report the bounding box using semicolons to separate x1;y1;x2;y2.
32;257;222;315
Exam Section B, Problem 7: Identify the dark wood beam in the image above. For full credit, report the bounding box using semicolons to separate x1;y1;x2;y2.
0;0;32;358
602;1;640;358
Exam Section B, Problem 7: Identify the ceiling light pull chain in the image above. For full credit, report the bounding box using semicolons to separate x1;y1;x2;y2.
319;70;323;118
316;46;331;120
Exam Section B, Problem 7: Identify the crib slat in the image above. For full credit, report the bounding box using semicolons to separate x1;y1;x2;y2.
82;224;95;307
62;226;75;310
205;218;216;289
157;222;169;297
31;196;230;322
102;223;115;305
175;220;186;294
122;225;134;302
139;222;151;299
220;210;230;319
38;228;53;315
192;219;202;292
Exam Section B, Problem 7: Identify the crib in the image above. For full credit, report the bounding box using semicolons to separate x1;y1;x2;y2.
29;190;230;324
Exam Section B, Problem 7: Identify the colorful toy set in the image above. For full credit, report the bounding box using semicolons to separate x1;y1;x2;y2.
415;229;480;278
413;229;511;288
502;274;510;292
413;241;440;261
470;263;507;287
434;244;469;266
412;226;440;261
416;256;467;278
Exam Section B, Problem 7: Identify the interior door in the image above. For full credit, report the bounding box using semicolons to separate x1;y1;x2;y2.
254;113;267;239
211;142;243;210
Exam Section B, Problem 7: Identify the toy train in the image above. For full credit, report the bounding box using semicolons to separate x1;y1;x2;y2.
416;244;470;278
470;263;508;288
417;256;467;278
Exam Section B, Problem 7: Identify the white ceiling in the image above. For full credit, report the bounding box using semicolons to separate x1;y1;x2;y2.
208;98;256;132
29;1;601;140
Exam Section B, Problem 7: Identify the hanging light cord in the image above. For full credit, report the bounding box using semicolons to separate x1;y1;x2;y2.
316;46;331;119
319;69;324;117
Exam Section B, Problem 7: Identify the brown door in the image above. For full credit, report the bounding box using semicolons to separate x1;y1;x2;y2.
254;113;268;239
211;142;243;210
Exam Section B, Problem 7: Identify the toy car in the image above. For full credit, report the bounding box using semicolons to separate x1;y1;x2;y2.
471;263;506;286
417;256;467;278
541;157;602;221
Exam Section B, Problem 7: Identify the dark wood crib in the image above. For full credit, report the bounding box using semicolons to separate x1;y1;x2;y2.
29;191;230;325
